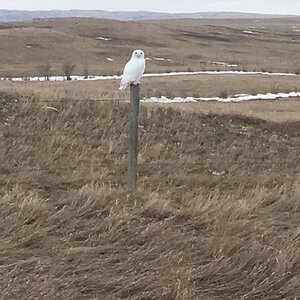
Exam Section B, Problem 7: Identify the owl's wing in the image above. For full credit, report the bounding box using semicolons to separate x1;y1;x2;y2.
120;60;137;90
134;62;146;84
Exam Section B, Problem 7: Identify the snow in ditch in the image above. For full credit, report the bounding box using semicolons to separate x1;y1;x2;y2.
142;70;298;78
243;30;259;35
143;96;198;103
210;61;238;67
142;91;300;103
96;36;111;41
146;57;171;61
0;70;299;82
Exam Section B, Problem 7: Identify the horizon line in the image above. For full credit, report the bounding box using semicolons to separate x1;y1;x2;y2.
0;9;299;16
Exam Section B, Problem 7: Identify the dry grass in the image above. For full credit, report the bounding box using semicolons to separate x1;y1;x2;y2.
1;73;299;100
171;99;300;123
0;17;300;76
0;16;300;298
0;90;300;299
141;74;300;99
1;73;299;122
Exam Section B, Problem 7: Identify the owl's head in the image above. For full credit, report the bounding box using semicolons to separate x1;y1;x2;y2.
132;49;145;59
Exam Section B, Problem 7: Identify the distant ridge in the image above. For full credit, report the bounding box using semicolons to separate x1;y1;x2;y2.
0;10;298;23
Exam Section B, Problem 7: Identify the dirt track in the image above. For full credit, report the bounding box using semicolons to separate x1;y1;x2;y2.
0;92;300;299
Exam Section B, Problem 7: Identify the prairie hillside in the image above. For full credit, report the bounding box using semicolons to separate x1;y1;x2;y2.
0;17;299;77
0;15;300;300
0;91;300;299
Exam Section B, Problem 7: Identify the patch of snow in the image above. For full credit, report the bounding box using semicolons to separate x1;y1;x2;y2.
293;29;300;32
211;61;238;67
153;57;165;61
145;57;152;61
96;36;111;41
142;96;197;103
211;170;226;176
26;45;32;48
243;30;259;35
142;91;300;103
106;58;114;62
42;106;58;112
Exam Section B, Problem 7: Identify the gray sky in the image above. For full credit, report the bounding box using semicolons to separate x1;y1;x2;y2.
0;0;300;15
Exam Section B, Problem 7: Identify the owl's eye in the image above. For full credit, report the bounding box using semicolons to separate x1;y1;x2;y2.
135;52;138;55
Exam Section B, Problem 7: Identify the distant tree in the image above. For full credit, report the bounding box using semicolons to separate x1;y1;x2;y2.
38;64;52;81
62;62;76;81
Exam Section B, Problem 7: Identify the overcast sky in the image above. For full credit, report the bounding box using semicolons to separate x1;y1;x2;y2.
0;0;300;15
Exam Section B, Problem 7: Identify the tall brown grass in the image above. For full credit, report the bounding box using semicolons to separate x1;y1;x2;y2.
0;90;300;299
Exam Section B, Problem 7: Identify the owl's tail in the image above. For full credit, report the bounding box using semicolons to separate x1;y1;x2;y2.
119;76;128;91
119;84;127;91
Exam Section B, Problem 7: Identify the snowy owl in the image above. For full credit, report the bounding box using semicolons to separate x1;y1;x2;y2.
119;49;146;91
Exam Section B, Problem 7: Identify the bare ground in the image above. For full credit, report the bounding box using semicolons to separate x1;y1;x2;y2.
0;91;300;299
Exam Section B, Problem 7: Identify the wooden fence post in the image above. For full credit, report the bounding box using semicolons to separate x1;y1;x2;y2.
128;84;140;193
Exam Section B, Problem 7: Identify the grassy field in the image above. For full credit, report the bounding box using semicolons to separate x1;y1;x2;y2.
0;87;300;298
0;17;299;77
2;73;300;98
1;73;300;122
0;16;300;299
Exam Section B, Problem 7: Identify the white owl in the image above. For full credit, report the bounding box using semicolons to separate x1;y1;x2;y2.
119;49;146;91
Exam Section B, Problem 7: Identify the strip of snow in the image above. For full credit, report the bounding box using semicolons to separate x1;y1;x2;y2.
0;75;122;82
211;61;238;67
142;91;300;103
142;96;198;103
243;30;259;35
0;70;298;82
96;36;111;41
106;58;114;62
293;29;300;32
142;71;298;78
153;58;165;61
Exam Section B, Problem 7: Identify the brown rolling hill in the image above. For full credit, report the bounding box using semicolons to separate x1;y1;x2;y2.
0;17;299;77
0;91;300;299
